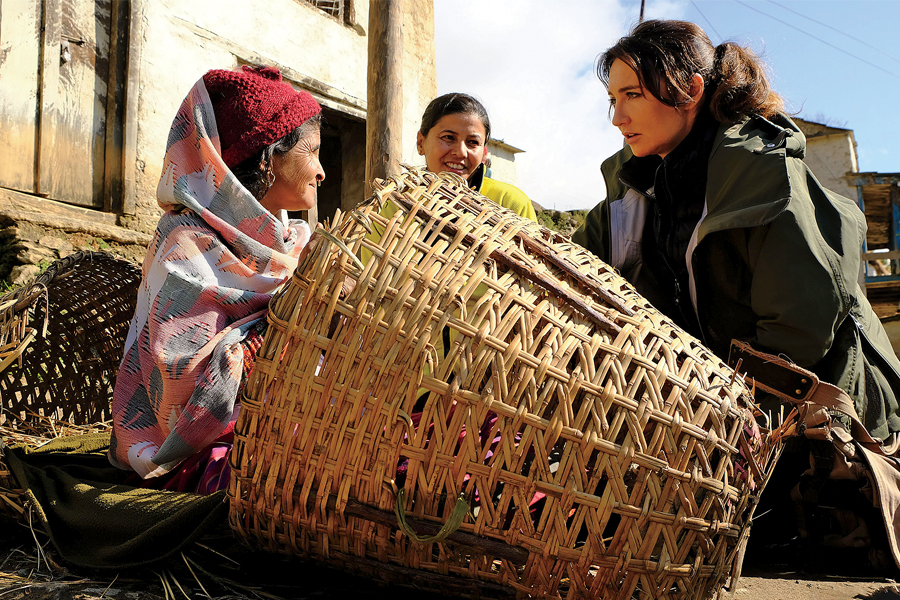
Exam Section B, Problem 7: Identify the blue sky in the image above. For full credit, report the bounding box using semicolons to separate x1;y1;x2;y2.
434;0;900;211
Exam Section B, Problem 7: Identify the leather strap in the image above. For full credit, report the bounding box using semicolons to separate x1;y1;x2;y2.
728;340;887;455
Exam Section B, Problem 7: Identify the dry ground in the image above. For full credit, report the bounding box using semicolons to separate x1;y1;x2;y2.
2;522;899;600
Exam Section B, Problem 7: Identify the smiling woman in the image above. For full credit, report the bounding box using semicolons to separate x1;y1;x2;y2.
416;93;536;221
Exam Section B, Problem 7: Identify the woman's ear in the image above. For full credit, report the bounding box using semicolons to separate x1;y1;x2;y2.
689;73;705;103
416;131;425;155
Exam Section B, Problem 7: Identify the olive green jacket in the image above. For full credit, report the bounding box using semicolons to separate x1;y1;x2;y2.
574;114;900;439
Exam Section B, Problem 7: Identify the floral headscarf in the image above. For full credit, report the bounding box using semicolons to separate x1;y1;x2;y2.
109;78;310;478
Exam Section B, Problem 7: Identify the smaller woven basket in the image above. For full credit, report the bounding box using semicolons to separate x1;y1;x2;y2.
0;251;141;429
229;169;787;600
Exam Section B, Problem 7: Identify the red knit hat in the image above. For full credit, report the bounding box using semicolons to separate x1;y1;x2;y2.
202;65;322;168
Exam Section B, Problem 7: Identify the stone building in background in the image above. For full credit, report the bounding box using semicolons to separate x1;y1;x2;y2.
485;138;525;189
794;117;858;203
0;0;436;285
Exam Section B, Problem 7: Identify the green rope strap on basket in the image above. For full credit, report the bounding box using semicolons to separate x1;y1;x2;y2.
393;488;468;544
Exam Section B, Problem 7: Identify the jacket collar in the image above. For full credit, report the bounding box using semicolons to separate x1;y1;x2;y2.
617;110;719;203
600;111;806;251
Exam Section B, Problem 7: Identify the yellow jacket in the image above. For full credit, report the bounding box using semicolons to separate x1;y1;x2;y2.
475;176;537;221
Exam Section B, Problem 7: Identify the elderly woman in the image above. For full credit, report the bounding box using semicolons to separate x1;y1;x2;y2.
109;66;324;489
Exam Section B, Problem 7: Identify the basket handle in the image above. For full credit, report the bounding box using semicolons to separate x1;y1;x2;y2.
393;487;468;544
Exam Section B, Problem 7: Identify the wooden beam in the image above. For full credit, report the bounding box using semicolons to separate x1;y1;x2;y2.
35;0;60;199
365;0;403;196
121;0;144;216
103;0;125;213
892;183;900;252
853;174;900;187
864;251;900;261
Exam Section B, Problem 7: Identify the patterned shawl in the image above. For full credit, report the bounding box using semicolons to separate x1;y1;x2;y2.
109;79;310;478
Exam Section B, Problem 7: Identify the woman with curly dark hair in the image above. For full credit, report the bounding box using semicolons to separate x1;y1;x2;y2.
574;19;900;565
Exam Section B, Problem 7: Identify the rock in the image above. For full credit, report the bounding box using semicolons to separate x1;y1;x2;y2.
39;236;74;253
8;221;46;242
9;264;40;286
14;241;55;264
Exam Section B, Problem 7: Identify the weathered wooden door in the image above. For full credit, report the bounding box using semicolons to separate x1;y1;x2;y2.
0;0;123;210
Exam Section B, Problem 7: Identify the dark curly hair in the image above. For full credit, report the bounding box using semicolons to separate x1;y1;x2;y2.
598;19;784;123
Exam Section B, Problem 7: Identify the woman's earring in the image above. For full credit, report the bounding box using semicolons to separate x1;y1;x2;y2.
265;165;276;188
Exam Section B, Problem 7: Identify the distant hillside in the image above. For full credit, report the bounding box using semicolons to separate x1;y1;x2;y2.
535;208;588;237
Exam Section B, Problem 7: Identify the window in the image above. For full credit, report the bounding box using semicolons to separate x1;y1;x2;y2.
303;0;351;23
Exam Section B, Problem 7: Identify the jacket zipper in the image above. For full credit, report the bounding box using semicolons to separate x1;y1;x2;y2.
689;252;708;347
653;201;683;311
619;172;710;346
655;165;701;338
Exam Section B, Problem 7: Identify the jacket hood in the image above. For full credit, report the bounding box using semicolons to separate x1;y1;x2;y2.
698;113;807;241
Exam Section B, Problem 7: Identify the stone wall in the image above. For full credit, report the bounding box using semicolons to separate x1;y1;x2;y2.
0;191;152;286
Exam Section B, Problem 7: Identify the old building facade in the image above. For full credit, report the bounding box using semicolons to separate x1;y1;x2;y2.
793;118;859;203
0;0;436;284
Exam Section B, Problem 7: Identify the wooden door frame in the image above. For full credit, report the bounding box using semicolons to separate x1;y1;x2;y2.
32;0;142;216
119;0;143;216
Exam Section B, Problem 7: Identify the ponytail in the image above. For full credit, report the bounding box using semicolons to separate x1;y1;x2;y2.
707;42;784;122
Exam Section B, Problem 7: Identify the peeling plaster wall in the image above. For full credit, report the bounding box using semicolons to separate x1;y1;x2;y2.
1;0;436;284
400;1;436;167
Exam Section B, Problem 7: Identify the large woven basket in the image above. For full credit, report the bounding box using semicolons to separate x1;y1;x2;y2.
228;168;785;599
0;251;141;428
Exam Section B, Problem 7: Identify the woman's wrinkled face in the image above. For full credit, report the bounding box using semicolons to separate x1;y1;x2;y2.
607;59;696;159
416;113;486;183
262;128;324;214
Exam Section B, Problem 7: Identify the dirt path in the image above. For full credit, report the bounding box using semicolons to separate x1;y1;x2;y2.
736;569;899;600
2;529;899;599
4;572;897;600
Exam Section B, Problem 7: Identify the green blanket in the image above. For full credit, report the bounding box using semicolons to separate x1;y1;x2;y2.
3;432;228;570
